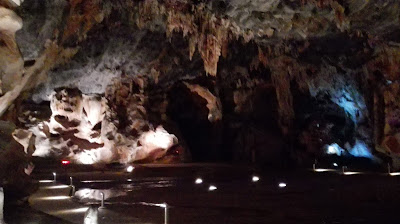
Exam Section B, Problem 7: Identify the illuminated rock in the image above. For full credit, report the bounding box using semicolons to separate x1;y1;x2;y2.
0;7;22;33
325;140;374;160
12;129;33;154
6;0;400;166
29;77;179;164
3;0;23;7
183;82;222;122
75;189;127;202
0;7;24;94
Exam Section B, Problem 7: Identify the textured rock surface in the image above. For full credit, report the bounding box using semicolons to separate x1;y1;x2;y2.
0;0;399;167
0;6;23;94
0;120;36;205
27;79;180;164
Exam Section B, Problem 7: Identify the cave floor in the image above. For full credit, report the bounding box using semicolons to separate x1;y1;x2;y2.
21;161;400;223
4;202;72;224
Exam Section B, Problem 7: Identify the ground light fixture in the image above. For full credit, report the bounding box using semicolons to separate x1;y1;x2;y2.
100;192;105;208
313;162;336;173
163;203;169;224
386;163;400;176
333;163;338;167
39;180;54;183
208;185;217;191
314;168;336;172
278;182;287;188
70;185;76;197
154;203;169;224
0;187;4;223
61;160;70;165
341;166;361;175
126;166;134;173
252;175;260;182
195;178;203;184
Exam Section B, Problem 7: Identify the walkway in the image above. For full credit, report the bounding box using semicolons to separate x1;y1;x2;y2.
29;180;139;224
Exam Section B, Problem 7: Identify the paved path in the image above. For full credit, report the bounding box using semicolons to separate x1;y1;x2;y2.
29;181;139;224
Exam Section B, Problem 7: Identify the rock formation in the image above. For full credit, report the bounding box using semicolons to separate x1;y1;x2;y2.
26;76;179;164
0;0;398;168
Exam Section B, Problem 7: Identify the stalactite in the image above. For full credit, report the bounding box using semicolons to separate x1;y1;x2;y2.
258;46;268;67
271;69;293;135
136;0;165;30
189;35;198;60
198;33;221;76
136;0;254;76
300;0;347;30
62;0;104;43
268;56;309;134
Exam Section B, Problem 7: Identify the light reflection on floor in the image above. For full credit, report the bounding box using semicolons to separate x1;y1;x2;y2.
342;171;362;176
41;185;70;190
81;180;114;183
31;162;400;224
39;180;54;183
37;196;70;200
52;207;89;215
313;168;337;172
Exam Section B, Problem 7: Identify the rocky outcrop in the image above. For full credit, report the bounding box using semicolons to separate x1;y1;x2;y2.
183;82;222;122
0;121;36;204
0;6;23;94
0;0;399;167
25;76;180;164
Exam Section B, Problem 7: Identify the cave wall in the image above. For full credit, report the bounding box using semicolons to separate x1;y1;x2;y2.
0;0;400;167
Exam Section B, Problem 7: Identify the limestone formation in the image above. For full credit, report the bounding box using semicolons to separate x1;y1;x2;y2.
0;6;23;94
27;77;179;164
0;0;399;167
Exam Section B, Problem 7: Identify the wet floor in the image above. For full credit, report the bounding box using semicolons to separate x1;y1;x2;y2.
14;160;400;223
4;203;72;224
68;166;400;223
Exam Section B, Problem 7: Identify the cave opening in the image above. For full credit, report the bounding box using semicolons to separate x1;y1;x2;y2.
167;82;222;162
